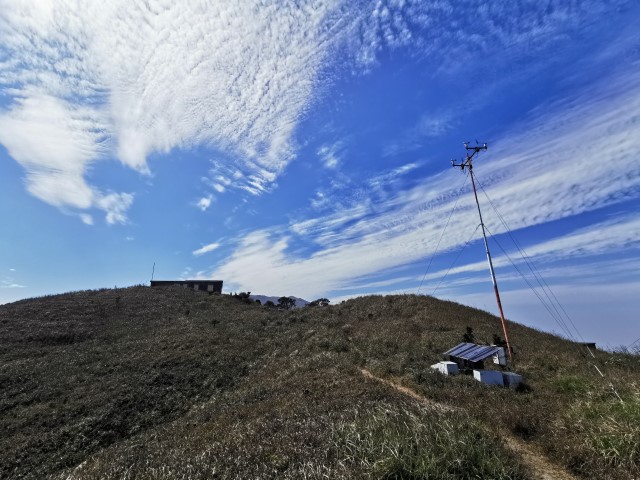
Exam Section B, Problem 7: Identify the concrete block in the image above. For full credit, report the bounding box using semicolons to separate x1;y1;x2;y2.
502;372;523;387
473;369;504;386
430;361;459;376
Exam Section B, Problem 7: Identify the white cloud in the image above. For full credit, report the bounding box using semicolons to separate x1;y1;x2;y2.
197;196;213;211
419;214;640;285
0;93;105;210
0;93;134;224
310;191;330;210
179;267;193;280
346;0;626;72
0;0;348;217
193;242;221;256
384;112;456;157
96;192;134;225
96;1;343;182
1;0;624;221
1;272;25;288
79;214;94;225
317;142;343;169
211;60;640;299
504;216;640;263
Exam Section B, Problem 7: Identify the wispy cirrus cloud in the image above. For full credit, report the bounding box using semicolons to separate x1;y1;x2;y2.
337;254;640;298
348;0;630;71
212;57;640;298
317;142;344;170
1;269;25;289
1;0;627;223
0;0;349;219
416;214;640;291
383;111;456;157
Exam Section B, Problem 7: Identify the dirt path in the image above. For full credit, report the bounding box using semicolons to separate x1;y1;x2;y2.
360;368;454;412
502;436;579;480
359;368;579;480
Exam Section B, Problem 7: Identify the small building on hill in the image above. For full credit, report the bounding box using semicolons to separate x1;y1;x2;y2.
150;280;223;294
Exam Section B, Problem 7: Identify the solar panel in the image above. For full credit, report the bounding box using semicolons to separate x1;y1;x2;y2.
444;342;500;362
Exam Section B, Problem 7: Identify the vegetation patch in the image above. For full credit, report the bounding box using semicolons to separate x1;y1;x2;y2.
558;394;640;476
336;403;528;479
0;288;637;479
552;375;593;395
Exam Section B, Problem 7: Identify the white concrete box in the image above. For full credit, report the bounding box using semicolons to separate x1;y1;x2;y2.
492;347;507;366
502;372;523;387
430;361;459;376
473;369;504;386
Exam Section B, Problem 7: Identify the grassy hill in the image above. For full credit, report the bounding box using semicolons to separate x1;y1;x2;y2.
0;286;637;479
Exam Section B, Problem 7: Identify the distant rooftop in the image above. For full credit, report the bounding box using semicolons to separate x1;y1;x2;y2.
150;280;222;294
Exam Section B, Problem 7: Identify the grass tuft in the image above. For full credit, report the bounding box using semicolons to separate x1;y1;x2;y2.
335;403;528;479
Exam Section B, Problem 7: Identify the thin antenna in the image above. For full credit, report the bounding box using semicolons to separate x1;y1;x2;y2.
151;262;155;282
451;142;513;362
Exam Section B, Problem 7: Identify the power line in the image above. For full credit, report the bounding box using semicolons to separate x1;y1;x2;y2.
417;172;469;295
481;224;623;401
482;224;576;341
431;224;481;297
474;175;585;342
470;178;623;401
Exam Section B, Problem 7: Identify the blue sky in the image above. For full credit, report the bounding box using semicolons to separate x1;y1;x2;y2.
1;1;639;348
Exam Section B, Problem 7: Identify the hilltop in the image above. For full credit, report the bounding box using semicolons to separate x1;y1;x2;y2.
0;286;637;479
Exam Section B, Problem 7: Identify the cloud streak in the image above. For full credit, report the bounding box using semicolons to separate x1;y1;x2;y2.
418;214;640;286
193;242;221;257
211;57;640;298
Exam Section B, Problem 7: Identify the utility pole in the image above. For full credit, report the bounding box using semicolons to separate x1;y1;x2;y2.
452;142;513;361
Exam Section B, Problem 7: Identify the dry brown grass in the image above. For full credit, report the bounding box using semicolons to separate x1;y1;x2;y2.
336;294;640;479
0;287;637;479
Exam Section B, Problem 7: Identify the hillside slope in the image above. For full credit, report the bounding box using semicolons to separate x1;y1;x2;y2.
0;286;637;479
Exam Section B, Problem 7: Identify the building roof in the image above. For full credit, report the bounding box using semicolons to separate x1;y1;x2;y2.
444;343;501;362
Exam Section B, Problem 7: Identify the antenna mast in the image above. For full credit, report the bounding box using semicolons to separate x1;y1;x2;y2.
452;142;513;361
